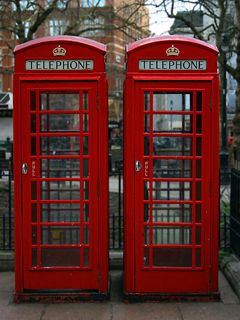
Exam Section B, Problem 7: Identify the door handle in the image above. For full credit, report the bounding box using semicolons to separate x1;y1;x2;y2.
22;163;28;175
135;160;142;172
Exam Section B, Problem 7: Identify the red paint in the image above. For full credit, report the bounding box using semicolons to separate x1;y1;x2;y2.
124;36;219;298
14;36;108;300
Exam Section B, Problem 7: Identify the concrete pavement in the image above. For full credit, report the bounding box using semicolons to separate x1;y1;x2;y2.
0;271;240;320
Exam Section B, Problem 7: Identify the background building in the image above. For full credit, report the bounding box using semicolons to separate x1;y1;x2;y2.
0;0;150;123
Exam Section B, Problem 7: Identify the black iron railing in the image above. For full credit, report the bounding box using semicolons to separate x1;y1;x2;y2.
229;168;240;254
109;160;123;249
0;155;14;250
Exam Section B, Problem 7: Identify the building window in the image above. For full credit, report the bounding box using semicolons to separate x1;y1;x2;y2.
116;77;123;93
49;19;63;36
81;17;105;36
46;0;66;9
0;75;3;92
82;0;105;7
12;1;34;10
0;49;2;67
24;21;30;38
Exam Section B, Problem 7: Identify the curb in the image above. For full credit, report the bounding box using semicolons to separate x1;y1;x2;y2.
0;250;14;271
220;252;240;299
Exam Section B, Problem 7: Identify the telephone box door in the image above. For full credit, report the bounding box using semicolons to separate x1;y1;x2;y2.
21;81;99;290
134;81;212;293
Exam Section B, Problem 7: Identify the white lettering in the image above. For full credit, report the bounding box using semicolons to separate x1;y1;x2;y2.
25;60;94;71
139;60;207;71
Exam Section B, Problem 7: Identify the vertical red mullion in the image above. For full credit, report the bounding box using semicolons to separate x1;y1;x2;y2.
192;91;196;269
149;91;153;269
36;90;41;268
79;91;84;267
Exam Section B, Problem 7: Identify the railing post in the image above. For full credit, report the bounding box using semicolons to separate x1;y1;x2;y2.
3;214;6;250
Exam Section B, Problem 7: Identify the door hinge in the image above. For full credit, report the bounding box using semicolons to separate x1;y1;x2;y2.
97;177;100;196
96;94;99;109
210;179;212;196
98;271;101;286
209;264;212;284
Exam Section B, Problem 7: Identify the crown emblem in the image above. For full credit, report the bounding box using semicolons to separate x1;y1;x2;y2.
166;45;180;56
53;45;66;56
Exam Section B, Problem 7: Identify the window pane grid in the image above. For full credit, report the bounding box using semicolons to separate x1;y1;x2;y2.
143;90;203;269
31;90;91;269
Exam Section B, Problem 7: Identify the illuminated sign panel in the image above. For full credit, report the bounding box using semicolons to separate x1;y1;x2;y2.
139;60;207;71
26;60;94;70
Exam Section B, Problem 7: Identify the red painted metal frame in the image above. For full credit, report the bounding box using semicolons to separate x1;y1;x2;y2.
124;36;219;298
13;36;108;301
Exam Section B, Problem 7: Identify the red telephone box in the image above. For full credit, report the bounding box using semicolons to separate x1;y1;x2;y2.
13;36;108;302
124;36;219;300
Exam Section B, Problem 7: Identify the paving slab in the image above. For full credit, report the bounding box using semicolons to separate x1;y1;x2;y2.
179;303;240;320
43;303;112;320
112;303;181;320
0;270;239;320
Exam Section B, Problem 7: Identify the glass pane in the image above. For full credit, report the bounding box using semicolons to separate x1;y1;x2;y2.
196;115;202;133
144;136;150;155
152;227;192;244
31;115;36;133
41;181;80;200
41;136;80;155
152;248;192;267
41;114;80;132
152;204;192;222
41;226;80;244
41;158;80;178
144;247;149;266
152;181;191;200
84;181;89;200
144;181;150;200
83;136;88;155
153;159;192;178
196;182;202;200
196;92;202;111
83;92;88;110
32;204;37;222
153;114;192;133
144;226;149;244
83;159;89;177
153;93;192;111
196;248;201;267
31;182;37;200
30;91;36;110
31;136;36;155
84;203;89;221
32;225;37;244
144;115;150;132
144;92;150;111
83;114;89;132
84;247;89;266
153;137;192;156
196;160;202;178
196;227;201;244
41;93;79;110
196;138;202;156
41;203;80;222
32;248;37;267
196;204;201;222
84;225;89;244
41;248;80;267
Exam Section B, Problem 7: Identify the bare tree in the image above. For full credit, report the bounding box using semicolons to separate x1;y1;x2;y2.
0;0;149;47
149;0;240;151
